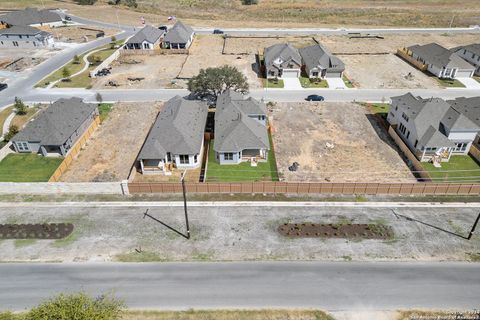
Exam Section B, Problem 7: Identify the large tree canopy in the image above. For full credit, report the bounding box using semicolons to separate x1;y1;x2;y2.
187;65;249;98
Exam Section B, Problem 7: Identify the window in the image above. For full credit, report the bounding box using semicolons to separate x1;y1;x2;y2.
19;35;22;39
414;140;418;148
453;142;468;152
399;123;407;135
179;155;189;164
16;142;29;151
472;53;476;59
406;130;410;139
395;106;398;111
312;71;319;77
13;41;18;47
258;115;265;121
401;112;409;122
224;153;233;161
194;154;198;163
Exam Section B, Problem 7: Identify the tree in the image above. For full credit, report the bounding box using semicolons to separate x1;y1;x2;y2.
74;0;98;4
13;97;27;115
96;92;103;103
187;65;248;99
241;0;258;4
73;54;80;64
62;67;71;80
26;292;124;320
3;125;19;142
110;36;117;49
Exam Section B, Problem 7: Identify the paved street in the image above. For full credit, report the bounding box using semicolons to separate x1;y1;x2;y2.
0;261;479;311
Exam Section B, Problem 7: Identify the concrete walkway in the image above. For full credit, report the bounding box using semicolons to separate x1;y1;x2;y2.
456;77;480;89
1;111;15;137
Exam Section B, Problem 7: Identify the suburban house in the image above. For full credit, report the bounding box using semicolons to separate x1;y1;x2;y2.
388;93;480;164
137;96;207;175
0;8;63;28
452;44;480;76
11;97;99;157
299;43;345;78
124;25;164;50
214;90;269;165
0;25;54;48
402;43;475;79
264;43;302;78
447;96;480;147
162;21;194;49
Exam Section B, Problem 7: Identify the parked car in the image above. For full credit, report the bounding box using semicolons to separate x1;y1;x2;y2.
305;94;324;102
213;29;224;34
96;32;105;38
64;15;72;21
159;25;168;31
0;83;7;91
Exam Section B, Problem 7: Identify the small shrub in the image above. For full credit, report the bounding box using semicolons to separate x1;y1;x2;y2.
73;54;80;65
14;97;27;115
3;125;19;142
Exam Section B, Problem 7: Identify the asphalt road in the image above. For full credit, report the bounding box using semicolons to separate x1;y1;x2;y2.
20;87;480;104
0;261;478;311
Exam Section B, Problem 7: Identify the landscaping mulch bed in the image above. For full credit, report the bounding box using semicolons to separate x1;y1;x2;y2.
0;223;74;239
278;223;393;239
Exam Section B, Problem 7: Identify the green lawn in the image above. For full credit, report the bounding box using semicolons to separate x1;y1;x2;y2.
206;136;279;182
0;154;63;182
299;76;328;88
263;78;284;88
368;103;390;116
98;103;113;122
342;74;354;88
435;78;465;88
423;155;480;182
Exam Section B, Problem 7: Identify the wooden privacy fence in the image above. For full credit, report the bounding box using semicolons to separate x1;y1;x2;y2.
396;48;427;71
470;144;480;163
48;116;100;182
128;182;480;195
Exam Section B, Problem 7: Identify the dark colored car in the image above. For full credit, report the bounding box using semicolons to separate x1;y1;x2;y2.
305;94;324;101
159;25;168;31
64;15;72;21
0;83;7;91
213;29;224;34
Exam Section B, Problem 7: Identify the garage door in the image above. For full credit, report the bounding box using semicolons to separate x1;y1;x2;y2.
325;72;342;78
456;70;473;78
282;69;299;78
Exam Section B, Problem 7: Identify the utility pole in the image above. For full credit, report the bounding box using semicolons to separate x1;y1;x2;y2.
467;212;480;240
181;170;190;239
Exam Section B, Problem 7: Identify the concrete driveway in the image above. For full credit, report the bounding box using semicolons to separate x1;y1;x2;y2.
282;77;303;90
326;77;348;89
456;77;480;89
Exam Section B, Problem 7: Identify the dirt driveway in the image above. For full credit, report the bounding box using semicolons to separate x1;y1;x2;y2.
270;102;415;182
340;54;441;89
59;102;164;182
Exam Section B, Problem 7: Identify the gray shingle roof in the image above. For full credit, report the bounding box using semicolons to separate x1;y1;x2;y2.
299;44;345;73
391;93;479;148
447;96;480;127
452;43;480;57
137;96;207;160
214;90;269;153
264;43;302;69
11;97;97;146
163;21;194;44
0;8;62;26
126;25;164;45
407;43;475;70
0;25;45;36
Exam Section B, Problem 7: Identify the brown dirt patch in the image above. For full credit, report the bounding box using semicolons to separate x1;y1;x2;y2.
0;223;73;239
224;36;316;55
52;25;118;43
59;102;164;182
270;102;416;182
278;223;394;239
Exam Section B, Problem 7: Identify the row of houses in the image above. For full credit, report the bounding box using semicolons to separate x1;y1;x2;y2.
0;8;62;48
400;42;480;79
124;21;194;51
263;42;345;79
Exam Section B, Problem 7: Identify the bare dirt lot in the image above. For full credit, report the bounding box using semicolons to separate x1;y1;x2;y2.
53;25;118;43
95;35;262;89
340;54;441;89
224;36;317;55
0;205;478;263
270;102;415;182
59;102;164;182
0;48;59;72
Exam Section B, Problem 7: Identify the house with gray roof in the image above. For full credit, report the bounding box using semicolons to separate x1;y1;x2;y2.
447;96;480;147
452;44;480;76
0;25;54;48
124;25;164;50
405;43;475;78
299;43;345;78
11;97;99;157
137;96;207;175
388;93;480;163
264;43;302;78
214;90;269;165
162;21;194;49
0;8;63;28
